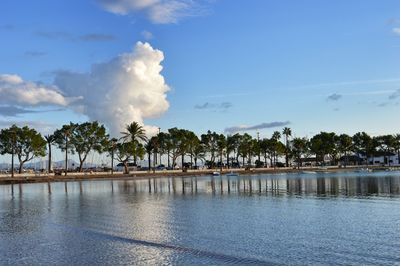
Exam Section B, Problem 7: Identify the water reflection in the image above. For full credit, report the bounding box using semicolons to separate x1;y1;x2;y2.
1;172;400;199
1;172;400;265
106;172;400;198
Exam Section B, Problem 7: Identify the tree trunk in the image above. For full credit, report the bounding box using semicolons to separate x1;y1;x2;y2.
11;147;14;178
123;161;129;174
181;154;185;172
79;161;84;172
48;144;52;173
18;161;24;174
111;149;114;175
148;153;151;171
65;138;68;176
220;153;223;172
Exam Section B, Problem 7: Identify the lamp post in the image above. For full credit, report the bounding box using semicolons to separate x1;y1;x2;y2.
257;132;261;163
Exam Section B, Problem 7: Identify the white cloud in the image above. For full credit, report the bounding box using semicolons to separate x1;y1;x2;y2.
0;42;170;137
0;74;74;106
393;27;400;35
96;0;208;24
141;30;154;40
54;42;170;136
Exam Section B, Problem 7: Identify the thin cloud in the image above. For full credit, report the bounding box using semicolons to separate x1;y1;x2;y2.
35;31;73;40
225;121;290;134
327;93;342;101
24;51;47;57
141;30;154;40
79;33;116;42
194;102;233;111
0;106;39;117
96;0;212;24
35;31;116;42
0;106;64;117
393;27;400;35
0;24;15;30
389;89;400;100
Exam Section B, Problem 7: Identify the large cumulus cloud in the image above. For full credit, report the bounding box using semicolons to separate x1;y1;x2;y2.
0;42;170;136
55;42;170;136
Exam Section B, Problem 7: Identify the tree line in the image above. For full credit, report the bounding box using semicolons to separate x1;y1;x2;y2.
0;121;400;176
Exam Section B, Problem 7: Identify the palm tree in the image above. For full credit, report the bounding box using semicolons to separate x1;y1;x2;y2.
282;127;292;167
271;131;281;168
145;137;157;172
121;122;147;164
108;138;118;174
193;143;206;169
216;134;226;171
44;134;55;173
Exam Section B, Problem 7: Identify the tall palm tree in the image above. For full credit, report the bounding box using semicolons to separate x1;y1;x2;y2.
121;122;147;164
44;134;55;173
282;127;292;167
108;138;118;174
271;131;281;168
145;137;156;172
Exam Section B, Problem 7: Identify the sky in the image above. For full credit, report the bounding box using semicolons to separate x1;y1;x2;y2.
0;0;400;140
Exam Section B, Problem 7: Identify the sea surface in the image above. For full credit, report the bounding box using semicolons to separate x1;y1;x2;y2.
1;171;400;265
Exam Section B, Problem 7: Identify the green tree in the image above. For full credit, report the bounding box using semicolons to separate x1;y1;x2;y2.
186;132;200;169
69;121;109;172
271;131;282;168
192;142;206;168
201;130;219;168
282;127;292;167
0;125;46;174
238;133;253;168
393;134;400;166
44;134;55;173
145;136;158;172
106;137;118;174
337;134;353;167
291;137;309;169
353;132;375;166
121;122;147;164
54;123;75;175
309;132;337;166
375;135;395;166
114;142;134;174
227;133;241;168
216;134;226;171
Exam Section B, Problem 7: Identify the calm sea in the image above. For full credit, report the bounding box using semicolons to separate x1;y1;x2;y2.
1;171;399;265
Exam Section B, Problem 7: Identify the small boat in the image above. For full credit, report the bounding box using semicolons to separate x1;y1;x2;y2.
226;171;239;177
356;168;372;173
301;171;317;174
212;171;221;176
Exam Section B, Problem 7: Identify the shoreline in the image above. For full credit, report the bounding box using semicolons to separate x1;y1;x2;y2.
0;166;390;186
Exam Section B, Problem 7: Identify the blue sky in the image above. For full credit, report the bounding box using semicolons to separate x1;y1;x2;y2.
0;0;400;139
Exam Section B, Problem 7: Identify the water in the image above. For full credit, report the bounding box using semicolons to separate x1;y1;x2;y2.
1;171;400;265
